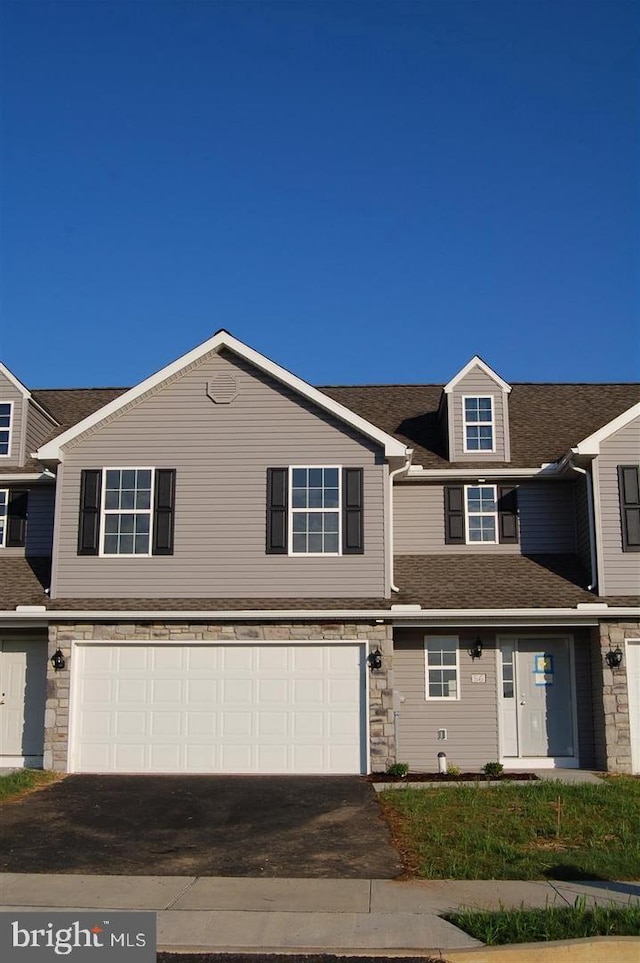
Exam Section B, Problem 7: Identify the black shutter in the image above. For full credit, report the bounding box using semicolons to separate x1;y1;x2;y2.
498;485;519;544
343;468;364;554
444;486;465;544
78;469;102;555
618;465;640;552
6;489;28;547
152;469;176;555
266;468;288;554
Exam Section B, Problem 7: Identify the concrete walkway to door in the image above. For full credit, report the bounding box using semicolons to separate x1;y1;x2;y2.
0;775;402;878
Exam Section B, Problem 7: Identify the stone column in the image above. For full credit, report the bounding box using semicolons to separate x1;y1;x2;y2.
598;622;637;773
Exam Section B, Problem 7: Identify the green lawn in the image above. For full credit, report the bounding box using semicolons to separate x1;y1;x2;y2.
445;898;640;944
0;769;59;802
378;777;640;879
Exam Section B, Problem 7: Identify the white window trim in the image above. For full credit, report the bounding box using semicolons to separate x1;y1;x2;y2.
0;488;7;547
288;464;342;557
0;401;14;458
99;467;155;558
424;635;461;701
464;483;499;544
462;395;495;453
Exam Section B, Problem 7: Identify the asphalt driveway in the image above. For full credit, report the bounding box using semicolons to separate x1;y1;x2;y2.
0;775;401;878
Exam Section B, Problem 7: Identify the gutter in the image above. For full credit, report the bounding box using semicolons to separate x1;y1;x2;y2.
0;471;55;483
406;464;563;480
2;604;638;623
388;451;413;591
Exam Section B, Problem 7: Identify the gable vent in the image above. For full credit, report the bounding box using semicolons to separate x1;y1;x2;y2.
206;375;238;404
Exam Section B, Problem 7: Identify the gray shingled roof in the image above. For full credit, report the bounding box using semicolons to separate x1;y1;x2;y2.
2;555;637;614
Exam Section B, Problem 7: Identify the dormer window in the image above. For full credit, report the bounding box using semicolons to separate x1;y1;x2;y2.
463;396;494;452
0;402;12;456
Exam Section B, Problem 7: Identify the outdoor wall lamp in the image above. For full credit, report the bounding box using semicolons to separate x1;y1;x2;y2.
605;647;623;669
50;649;66;672
367;648;383;671
468;638;483;660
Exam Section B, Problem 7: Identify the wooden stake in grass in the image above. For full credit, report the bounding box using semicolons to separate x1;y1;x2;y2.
553;795;563;838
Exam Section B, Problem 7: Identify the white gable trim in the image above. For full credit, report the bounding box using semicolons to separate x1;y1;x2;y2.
573;401;640;456
0;362;30;398
37;330;408;462
444;356;512;394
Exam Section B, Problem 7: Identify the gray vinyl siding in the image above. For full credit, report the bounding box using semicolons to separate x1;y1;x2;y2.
448;367;509;462
52;349;387;599
597;417;640;596
0;374;26;466
574;475;593;579
393;481;577;554
394;628;594;770
25;485;55;556
0;485;55;557
25;401;57;456
394;628;499;771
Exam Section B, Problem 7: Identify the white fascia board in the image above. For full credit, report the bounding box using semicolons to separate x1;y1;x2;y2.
443;356;512;395
28;396;60;426
0;472;55;483
2;605;639;622
405;465;561;480
37;330;408;461
574;401;640;456
0;362;30;398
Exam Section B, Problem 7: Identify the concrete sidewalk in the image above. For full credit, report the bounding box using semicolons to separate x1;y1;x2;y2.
1;874;638;954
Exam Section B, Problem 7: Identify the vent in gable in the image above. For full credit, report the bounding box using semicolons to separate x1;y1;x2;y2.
206;375;238;405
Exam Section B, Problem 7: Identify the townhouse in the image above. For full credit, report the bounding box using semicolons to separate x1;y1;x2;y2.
0;331;638;776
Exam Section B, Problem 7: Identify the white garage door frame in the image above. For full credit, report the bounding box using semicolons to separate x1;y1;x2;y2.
68;639;370;775
626;638;640;774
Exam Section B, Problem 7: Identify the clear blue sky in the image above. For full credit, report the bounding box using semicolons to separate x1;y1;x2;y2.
1;0;638;388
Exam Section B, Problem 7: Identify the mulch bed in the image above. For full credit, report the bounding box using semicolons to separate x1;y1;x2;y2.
158;956;447;963
368;772;539;782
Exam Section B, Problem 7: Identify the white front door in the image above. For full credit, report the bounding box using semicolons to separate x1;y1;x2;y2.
0;640;47;766
627;640;640;774
70;642;367;775
499;636;576;766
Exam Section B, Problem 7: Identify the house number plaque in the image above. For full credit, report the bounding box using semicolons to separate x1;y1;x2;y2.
471;673;486;683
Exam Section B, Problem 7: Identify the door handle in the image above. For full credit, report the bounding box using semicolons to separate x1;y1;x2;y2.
520;696;526;705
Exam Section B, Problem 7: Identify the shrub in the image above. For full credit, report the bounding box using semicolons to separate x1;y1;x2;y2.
386;762;410;777
447;764;462;776
482;761;504;778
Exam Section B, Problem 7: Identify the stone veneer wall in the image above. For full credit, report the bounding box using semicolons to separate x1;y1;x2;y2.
594;621;638;773
44;621;395;773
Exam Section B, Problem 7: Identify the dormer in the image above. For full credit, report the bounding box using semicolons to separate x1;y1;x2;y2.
442;356;512;462
0;361;59;468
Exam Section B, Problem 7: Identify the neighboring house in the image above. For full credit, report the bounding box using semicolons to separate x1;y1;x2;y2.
0;332;638;776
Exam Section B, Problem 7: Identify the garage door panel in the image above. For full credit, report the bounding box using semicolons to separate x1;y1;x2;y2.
72;643;365;774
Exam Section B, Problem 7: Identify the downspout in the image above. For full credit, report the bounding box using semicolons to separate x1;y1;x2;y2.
568;460;597;591
389;450;413;593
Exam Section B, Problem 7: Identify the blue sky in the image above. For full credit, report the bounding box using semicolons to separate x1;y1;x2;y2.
1;0;638;388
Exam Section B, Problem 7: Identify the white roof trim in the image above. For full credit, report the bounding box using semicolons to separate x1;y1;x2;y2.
0;362;30;398
573;401;640;456
37;330;408;461
1;605;638;622
0;472;55;483
406;465;561;480
444;355;512;394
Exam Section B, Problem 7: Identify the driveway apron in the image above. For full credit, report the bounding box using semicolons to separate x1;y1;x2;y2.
0;775;401;878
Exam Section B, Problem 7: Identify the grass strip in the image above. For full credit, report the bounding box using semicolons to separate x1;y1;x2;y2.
378;777;640;879
0;769;59;802
445;898;640;944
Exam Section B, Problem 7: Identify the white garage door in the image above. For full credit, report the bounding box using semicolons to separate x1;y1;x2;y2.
627;640;640;774
70;643;366;774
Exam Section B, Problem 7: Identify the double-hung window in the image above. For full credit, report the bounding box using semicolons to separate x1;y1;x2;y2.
0;490;7;546
424;636;460;700
0;402;12;456
463;396;494;452
290;467;341;554
78;467;176;557
465;484;498;543
102;469;154;555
